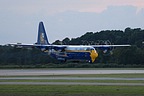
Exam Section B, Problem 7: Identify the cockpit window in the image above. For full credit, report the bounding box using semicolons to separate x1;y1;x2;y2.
66;46;95;51
86;48;90;51
86;47;94;51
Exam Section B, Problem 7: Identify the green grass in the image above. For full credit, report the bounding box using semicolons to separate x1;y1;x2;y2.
54;73;144;78
1;73;144;78
0;85;144;96
0;79;144;83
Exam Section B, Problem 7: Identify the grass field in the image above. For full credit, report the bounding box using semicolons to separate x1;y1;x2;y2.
0;85;144;96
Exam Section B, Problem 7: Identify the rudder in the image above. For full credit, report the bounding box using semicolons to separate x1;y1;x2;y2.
37;22;50;45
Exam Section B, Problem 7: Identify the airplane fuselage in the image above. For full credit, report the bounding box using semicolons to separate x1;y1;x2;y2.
48;46;98;63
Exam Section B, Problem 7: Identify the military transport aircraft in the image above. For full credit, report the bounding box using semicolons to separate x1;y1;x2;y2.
10;22;130;63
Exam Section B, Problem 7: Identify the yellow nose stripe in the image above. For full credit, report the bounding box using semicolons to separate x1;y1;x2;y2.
90;50;98;63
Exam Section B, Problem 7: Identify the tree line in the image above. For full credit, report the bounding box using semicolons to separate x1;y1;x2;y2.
0;27;144;67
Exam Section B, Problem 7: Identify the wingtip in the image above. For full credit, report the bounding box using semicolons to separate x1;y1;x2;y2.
39;21;44;25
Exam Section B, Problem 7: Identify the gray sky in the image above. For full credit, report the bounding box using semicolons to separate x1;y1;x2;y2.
0;0;144;44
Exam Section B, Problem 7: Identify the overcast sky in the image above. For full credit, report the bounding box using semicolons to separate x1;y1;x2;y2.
0;0;144;44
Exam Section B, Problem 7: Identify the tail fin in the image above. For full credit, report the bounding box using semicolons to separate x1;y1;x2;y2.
37;22;50;45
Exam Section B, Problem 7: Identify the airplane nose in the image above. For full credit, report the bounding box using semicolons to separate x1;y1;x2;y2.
90;50;98;63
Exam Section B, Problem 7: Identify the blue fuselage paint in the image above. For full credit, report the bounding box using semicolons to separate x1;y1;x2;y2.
41;46;98;62
66;52;91;60
50;51;91;62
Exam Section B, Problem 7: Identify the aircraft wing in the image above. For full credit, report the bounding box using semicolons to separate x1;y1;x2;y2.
8;43;35;48
9;43;67;50
92;45;131;48
92;44;131;52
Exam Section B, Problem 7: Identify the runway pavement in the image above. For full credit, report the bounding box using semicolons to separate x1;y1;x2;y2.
0;69;144;86
0;69;144;76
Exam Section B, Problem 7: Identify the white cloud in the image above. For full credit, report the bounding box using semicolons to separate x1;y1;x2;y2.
1;0;144;15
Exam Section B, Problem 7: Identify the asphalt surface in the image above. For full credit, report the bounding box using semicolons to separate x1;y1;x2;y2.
0;69;144;86
0;69;144;76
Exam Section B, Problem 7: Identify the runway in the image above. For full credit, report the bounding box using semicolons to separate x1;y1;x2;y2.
0;69;144;86
0;69;144;76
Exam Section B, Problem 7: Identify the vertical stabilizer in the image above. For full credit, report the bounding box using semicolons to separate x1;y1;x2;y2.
37;22;50;45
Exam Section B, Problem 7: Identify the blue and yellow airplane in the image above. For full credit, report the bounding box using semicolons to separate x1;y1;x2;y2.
11;22;130;63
